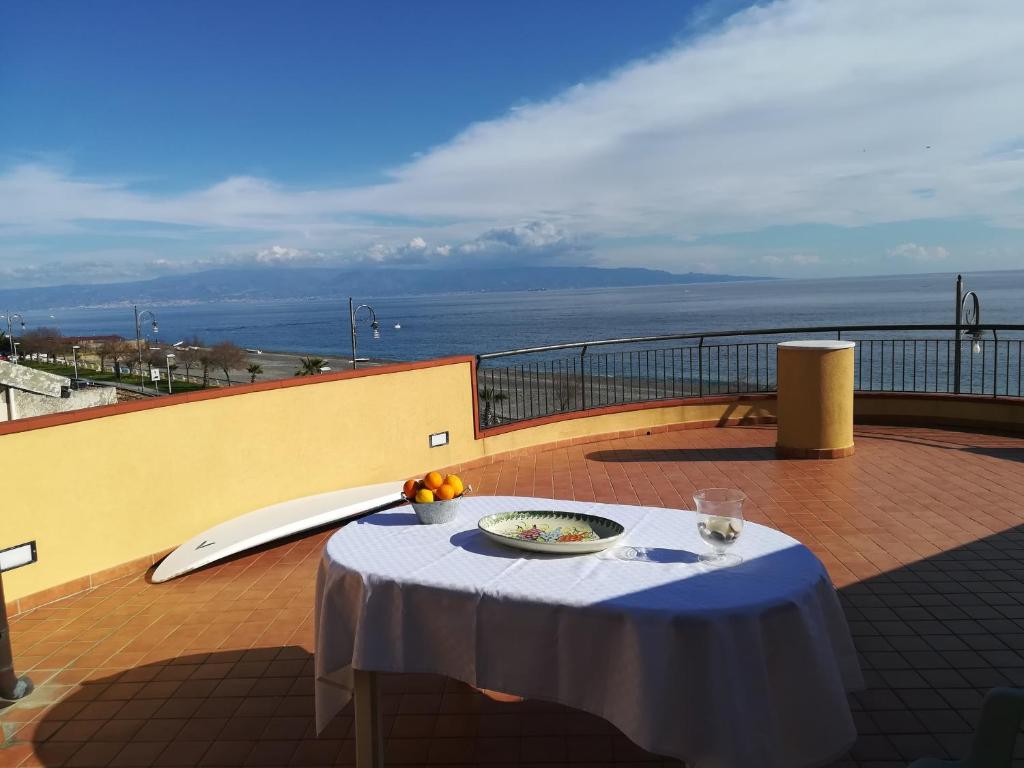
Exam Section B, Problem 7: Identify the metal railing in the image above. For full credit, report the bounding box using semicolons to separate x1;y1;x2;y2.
475;324;1024;429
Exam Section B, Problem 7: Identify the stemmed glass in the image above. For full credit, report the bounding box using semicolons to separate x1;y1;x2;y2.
694;488;746;567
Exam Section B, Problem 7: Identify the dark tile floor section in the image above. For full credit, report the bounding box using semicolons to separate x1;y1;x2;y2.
2;424;1024;766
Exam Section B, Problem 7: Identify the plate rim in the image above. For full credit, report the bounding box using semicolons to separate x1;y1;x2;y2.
477;509;625;547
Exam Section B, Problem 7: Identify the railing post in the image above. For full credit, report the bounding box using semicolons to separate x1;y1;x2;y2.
698;337;705;398
579;345;588;411
954;275;963;394
993;330;999;398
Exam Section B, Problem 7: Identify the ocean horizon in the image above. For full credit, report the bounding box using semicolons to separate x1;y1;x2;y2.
19;269;1024;362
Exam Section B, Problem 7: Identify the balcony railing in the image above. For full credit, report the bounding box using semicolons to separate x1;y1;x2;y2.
475;324;1024;429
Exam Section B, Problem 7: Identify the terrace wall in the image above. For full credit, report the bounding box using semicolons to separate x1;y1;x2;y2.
2;359;479;609
2;357;1021;613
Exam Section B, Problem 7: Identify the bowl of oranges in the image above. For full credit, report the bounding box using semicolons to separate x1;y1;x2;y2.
402;471;469;525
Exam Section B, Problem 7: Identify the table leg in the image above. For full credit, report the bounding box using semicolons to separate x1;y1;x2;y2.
354;669;384;768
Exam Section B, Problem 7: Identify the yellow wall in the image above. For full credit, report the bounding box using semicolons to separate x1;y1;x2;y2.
855;394;1024;432
478;398;777;455
3;349;1022;610
1;362;477;602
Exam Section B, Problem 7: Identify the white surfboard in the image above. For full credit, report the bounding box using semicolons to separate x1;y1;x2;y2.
152;481;404;583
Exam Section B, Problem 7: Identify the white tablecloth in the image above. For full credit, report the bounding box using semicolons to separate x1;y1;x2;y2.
315;496;862;768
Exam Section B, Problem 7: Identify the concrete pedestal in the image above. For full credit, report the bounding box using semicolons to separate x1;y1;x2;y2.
776;340;855;459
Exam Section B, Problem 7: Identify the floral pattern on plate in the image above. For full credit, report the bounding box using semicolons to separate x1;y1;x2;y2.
477;510;625;554
514;523;599;543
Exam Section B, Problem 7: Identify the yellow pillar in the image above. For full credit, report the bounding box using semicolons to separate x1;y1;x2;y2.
776;341;855;459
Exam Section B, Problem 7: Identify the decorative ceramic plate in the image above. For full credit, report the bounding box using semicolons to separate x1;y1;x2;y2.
477;510;626;554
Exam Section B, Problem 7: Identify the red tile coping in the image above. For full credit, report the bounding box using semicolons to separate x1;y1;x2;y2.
776;444;856;459
0;355;476;437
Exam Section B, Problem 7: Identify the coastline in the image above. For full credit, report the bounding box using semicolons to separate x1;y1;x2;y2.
238;348;395;383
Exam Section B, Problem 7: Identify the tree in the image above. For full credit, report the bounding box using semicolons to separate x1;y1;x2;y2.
207;341;247;386
246;363;264;384
110;341;136;380
174;337;204;383
478;387;508;427
295;357;327;376
96;339;118;373
145;346;169;369
20;327;62;362
198;348;214;387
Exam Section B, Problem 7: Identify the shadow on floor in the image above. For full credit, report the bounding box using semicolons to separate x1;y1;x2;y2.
962;447;1024;463
586;446;777;462
14;526;1024;767
21;646;682;766
835;522;1024;765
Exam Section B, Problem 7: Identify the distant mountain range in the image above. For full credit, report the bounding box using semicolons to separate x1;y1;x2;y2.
0;266;772;310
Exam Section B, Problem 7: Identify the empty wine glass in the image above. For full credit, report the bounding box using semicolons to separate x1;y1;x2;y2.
694;488;746;567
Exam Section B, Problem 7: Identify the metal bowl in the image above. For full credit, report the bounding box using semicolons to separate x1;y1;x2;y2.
403;486;471;525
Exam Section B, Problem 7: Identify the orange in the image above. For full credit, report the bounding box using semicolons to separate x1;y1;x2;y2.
436;484;456;501
423;471;444;491
402;479;419;498
414;488;435;503
444;474;464;496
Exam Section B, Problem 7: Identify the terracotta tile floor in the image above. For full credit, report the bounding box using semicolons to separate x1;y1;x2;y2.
3;424;1024;767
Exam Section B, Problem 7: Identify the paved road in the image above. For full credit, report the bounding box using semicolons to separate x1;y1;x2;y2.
237;349;390;383
67;349;393;394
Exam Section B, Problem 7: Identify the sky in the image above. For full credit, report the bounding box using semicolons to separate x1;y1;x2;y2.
2;0;1023;286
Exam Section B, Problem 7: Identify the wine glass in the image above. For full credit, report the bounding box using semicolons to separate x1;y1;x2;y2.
694;488;746;567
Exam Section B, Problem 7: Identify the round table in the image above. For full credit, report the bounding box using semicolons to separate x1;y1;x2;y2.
315;496;862;768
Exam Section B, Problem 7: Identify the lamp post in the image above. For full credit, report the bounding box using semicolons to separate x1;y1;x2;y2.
348;297;381;370
71;345;81;382
0;572;33;702
3;313;24;360
166;354;175;394
953;274;983;395
134;306;158;392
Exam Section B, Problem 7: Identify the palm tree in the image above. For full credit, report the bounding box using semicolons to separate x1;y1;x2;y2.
247;363;264;384
295;357;327;376
478;387;508;427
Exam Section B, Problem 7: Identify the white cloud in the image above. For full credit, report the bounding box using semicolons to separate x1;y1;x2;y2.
790;254;821;266
2;0;1024;282
753;252;821;267
453;221;583;263
360;236;447;265
887;243;949;262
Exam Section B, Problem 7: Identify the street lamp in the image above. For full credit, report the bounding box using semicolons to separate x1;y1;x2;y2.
134;306;158;392
71;345;81;382
0;571;33;702
953;274;983;394
348;297;381;370
3;313;25;360
165;354;175;395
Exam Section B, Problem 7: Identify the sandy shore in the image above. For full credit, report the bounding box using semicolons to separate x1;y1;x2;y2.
239;349;393;382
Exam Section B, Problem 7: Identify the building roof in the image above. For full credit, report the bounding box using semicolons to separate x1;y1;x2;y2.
0;359;68;398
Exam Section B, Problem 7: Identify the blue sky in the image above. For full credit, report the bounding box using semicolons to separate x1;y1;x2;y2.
2;0;1022;285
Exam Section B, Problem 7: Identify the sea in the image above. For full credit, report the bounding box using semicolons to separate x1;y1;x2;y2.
26;270;1024;362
